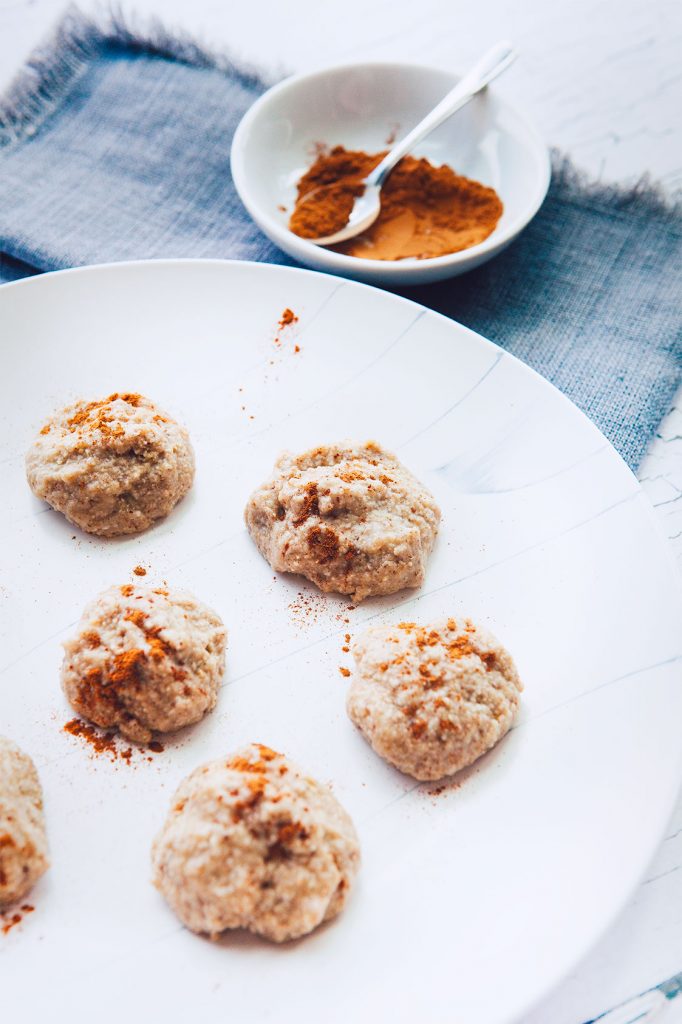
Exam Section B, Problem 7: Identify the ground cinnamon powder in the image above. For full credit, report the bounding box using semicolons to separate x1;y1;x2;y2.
289;146;503;261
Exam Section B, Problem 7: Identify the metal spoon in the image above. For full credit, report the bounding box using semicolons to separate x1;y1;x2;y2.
301;40;517;247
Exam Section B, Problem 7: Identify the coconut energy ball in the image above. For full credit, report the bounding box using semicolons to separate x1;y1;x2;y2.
347;618;522;781
61;585;226;744
245;441;440;602
152;743;360;942
26;392;194;536
0;737;50;908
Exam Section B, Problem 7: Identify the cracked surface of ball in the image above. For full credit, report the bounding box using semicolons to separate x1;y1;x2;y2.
0;737;49;908
347;618;522;781
61;584;226;744
245;440;440;602
152;743;360;942
26;392;194;536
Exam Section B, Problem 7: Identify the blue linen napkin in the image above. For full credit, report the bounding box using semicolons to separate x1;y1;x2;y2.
0;10;680;470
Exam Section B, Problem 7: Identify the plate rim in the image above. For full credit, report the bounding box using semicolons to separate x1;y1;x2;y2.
0;255;631;475
3;256;681;1024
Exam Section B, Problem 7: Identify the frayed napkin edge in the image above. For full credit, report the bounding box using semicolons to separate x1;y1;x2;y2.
0;2;277;147
550;151;681;224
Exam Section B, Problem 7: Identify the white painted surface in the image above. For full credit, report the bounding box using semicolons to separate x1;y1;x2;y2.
0;3;681;1022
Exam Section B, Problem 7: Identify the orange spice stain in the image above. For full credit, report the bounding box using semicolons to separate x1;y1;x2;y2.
1;904;33;936
274;308;300;348
63;718;120;761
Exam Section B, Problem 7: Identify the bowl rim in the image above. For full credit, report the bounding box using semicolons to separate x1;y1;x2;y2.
231;59;552;276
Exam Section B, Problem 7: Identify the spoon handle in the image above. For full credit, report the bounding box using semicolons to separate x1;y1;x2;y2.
367;40;517;187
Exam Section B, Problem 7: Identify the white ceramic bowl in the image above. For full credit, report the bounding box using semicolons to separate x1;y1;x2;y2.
231;61;551;285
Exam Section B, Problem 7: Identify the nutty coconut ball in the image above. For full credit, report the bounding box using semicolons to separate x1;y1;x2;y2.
152;743;360;942
245;441;440;602
61;585;226;745
347;618;522;781
26;392;194;536
0;737;49;908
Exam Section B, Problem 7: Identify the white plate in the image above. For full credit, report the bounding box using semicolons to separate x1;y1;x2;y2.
231;61;550;285
1;260;680;1024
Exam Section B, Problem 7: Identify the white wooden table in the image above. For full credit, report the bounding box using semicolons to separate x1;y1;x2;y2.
1;1;680;1020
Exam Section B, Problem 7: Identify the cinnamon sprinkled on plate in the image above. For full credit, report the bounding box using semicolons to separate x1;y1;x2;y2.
63;717;120;759
1;904;33;936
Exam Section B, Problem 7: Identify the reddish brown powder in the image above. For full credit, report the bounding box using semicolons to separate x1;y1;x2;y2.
1;905;33;936
274;308;300;347
63;718;119;760
290;179;365;239
226;746;279;822
63;716;159;763
278;308;298;329
123;608;175;662
63;393;144;442
307;525;339;563
109;648;145;685
289;145;503;261
292;482;319;527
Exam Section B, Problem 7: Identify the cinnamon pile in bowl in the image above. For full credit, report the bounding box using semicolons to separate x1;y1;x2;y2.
289;145;503;261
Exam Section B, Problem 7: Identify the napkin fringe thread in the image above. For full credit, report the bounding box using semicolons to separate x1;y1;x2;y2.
0;3;273;147
550;150;681;222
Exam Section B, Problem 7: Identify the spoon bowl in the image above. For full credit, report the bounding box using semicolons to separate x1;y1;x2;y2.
297;183;382;246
